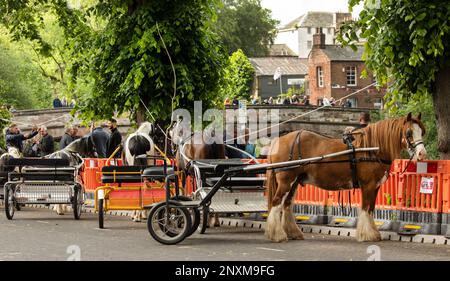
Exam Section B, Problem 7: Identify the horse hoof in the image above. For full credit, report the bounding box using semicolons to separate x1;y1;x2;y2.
356;230;381;242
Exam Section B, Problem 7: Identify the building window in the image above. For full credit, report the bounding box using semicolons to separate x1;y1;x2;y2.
346;66;357;86
348;97;358;108
317;66;324;88
307;27;312;34
374;98;383;109
307;40;312;49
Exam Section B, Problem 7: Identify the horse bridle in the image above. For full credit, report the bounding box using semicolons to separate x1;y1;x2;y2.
403;128;424;155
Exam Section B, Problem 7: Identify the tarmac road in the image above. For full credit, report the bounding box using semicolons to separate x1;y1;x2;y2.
0;207;449;261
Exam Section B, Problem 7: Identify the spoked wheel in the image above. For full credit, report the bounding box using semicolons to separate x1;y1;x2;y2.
72;184;84;220
147;201;192;245
98;199;104;229
4;184;15;220
173;195;200;237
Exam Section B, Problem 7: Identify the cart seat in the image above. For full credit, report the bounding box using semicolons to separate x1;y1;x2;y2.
101;166;144;183
142;166;174;181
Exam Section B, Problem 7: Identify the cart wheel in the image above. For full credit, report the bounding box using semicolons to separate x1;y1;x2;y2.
15;202;21;211
147;201;192;245
173;195;200;237
98;198;104;229
4;185;15;220
198;206;209;234
72;185;83;220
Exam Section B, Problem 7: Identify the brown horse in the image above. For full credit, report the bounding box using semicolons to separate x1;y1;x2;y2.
265;113;427;242
171;124;226;227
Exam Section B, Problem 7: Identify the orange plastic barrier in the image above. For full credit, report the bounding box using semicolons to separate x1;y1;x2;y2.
81;158;124;194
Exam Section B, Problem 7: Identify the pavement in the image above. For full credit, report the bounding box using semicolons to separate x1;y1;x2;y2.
0;207;449;261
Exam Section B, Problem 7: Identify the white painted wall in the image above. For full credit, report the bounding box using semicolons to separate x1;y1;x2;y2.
274;29;299;56
276;26;337;58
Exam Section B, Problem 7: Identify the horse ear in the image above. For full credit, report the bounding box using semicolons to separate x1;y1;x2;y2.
417;113;422;120
406;112;412;122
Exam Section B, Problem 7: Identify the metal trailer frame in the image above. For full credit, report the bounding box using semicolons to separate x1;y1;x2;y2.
147;147;379;245
3;158;84;220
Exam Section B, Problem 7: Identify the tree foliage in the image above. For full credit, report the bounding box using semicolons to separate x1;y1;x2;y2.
214;0;279;57
338;0;450;158
1;0;226;124
220;49;254;100
339;0;450;109
0;34;53;109
0;106;11;147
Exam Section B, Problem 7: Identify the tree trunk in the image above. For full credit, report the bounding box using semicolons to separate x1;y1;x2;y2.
136;104;146;125
432;66;450;159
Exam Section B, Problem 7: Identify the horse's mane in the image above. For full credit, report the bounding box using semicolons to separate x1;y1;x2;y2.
353;116;425;161
136;122;153;135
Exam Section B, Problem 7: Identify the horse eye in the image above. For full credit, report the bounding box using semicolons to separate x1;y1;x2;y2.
406;129;413;138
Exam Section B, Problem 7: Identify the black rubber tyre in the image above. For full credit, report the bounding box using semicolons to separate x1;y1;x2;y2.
173;195;200;237
98;198;104;229
72;185;83;220
198;206;209;234
4;185;15;220
147;201;192;245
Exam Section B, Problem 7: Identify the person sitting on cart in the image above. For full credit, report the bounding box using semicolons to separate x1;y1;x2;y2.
37;126;54;156
5;123;39;157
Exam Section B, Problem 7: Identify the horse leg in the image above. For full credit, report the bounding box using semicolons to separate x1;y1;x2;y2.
356;184;381;242
55;204;64;215
213;213;220;227
282;182;304;240
265;176;293;242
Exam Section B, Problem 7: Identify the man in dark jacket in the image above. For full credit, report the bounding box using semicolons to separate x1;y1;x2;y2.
38;126;54;156
5;123;39;154
106;118;122;158
91;122;109;158
60;126;78;150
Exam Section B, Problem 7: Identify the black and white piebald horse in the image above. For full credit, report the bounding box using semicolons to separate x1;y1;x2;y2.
123;122;156;222
47;134;96;215
123;122;155;166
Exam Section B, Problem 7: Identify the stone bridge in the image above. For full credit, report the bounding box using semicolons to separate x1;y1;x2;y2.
11;108;132;140
11;106;375;141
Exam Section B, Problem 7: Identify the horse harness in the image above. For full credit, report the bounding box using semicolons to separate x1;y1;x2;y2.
279;130;392;189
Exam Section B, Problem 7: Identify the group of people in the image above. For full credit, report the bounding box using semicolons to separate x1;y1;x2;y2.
5;124;54;158
53;97;75;108
90;119;122;158
3;118;122;159
321;97;353;108
224;95;311;107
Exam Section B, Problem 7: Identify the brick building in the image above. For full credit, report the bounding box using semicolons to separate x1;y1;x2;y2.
307;31;385;108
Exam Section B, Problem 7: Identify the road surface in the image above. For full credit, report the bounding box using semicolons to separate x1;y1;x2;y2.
0;207;449;261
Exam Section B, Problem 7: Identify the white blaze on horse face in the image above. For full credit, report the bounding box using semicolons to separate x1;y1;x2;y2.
412;123;427;160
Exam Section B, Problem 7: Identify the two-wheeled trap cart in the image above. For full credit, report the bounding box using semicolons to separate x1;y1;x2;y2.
3;158;84;220
147;148;379;245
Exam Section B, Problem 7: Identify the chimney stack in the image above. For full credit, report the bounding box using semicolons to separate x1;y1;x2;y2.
313;28;325;49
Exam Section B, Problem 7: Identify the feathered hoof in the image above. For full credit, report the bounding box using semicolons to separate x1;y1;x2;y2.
356;229;381;242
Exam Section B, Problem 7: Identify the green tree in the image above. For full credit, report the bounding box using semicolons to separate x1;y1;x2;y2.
220;49;254;100
0;34;53;109
338;0;450;159
0;106;11;148
0;0;226;125
215;0;279;56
